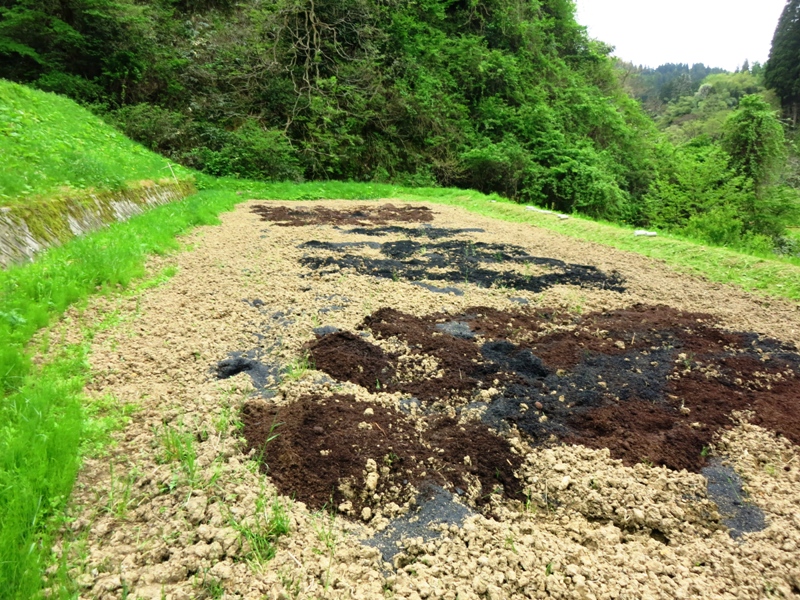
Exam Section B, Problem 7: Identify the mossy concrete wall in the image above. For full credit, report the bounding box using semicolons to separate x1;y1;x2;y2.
0;180;196;268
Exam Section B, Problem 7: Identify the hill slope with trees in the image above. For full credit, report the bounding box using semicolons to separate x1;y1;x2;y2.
0;0;660;220
765;0;800;124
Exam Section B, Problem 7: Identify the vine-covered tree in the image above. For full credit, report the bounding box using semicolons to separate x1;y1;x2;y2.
722;95;797;237
723;95;786;190
764;0;800;124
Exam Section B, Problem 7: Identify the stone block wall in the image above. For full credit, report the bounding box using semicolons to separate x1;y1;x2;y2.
0;180;196;268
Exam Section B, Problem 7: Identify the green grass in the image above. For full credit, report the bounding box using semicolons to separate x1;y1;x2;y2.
0;189;241;599
0;80;190;203
231;490;291;565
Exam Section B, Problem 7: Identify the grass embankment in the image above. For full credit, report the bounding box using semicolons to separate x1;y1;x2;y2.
0;190;248;598
0;81;190;203
1;80;197;598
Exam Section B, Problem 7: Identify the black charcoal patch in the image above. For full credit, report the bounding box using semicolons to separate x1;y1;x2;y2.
270;311;294;327
398;397;422;414
347;225;485;239
481;341;550;380
214;351;281;396
365;484;473;564
703;459;767;538
411;282;464;296
319;305;345;314
299;239;626;294
479;343;675;441
316;294;350;302
435;321;476;339
381;240;421;259
313;326;340;337
300;240;382;250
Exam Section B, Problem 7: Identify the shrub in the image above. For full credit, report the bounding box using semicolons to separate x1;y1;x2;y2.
185;120;303;182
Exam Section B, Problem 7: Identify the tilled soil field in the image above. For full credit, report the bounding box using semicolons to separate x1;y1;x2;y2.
55;201;800;600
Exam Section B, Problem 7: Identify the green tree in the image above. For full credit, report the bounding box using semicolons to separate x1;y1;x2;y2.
723;95;786;190
722;95;797;237
764;0;800;123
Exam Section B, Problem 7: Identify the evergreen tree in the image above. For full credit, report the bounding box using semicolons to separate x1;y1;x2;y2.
764;0;800;123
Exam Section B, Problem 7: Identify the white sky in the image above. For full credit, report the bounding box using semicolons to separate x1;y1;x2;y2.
575;0;787;71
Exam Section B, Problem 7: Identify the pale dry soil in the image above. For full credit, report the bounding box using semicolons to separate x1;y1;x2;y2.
50;201;800;600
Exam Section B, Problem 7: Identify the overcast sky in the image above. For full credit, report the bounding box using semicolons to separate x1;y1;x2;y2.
575;0;787;71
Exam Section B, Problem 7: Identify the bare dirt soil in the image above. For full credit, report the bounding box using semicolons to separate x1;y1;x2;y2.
53;200;800;600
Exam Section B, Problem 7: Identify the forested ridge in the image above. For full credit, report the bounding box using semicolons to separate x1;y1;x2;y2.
1;0;799;252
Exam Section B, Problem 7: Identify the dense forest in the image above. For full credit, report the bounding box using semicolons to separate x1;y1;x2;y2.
1;0;798;253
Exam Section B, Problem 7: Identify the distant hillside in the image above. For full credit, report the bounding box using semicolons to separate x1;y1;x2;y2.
0;80;191;204
655;71;769;143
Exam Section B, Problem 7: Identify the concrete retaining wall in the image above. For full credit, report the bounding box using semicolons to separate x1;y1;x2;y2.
0;180;196;268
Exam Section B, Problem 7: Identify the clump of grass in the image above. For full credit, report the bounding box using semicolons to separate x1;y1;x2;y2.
195;570;225;599
310;507;339;590
284;351;314;381
104;463;137;519
155;423;198;482
231;491;291;565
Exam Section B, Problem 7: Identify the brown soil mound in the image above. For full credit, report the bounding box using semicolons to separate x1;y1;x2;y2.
306;304;800;473
241;395;522;519
251;203;434;226
306;331;393;392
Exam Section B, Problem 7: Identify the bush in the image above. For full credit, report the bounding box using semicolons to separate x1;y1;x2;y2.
109;104;191;155
185;120;303;182
644;143;750;229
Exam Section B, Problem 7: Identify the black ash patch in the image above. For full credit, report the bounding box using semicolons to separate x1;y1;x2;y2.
300;239;626;294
